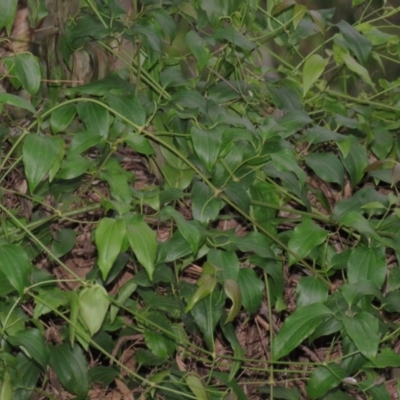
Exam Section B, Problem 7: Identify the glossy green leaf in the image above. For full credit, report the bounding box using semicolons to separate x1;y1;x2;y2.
303;54;328;96
288;219;328;265
224;279;242;324
272;303;331;360
306;364;346;399
336;20;372;65
144;330;170;360
95;218;126;281
126;215;157;280
237;268;264;314
296;276;329;307
77;102;110;138
0;244;32;295
124;132;154;155
23;134;64;192
347;245;386;289
50;103;77;134
342;312;380;360
186;373;209;400
8;329;49;369
191;127;222;172
107;93;146;127
49;344;89;399
79;284;110;336
185;275;217;313
0;93;35;113
305;152;345;187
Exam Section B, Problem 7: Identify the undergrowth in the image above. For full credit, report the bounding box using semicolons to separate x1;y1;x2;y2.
1;0;400;399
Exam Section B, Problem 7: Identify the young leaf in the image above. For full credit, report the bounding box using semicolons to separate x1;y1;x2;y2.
303;54;328;96
79;284;110;336
185;275;217;313
95;218;126;281
186;373;209;400
342;312;380;360
49;344;89;399
272;303;331;360
126;215;157;280
224;279;242;324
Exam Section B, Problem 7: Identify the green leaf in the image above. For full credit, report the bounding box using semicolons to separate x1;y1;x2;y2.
23;134;64;192
288;219;328;265
124;132;154;155
185;275;217;313
50;104;77;134
342;53;375;88
238;268;264;314
296;276;329;307
306;364;346;399
208;249;240;281
371;348;400;368
161;207;202;255
57;154;92;180
336;20;372;65
95;218;126;281
49;344;89;399
51;229;76;258
0;93;35;113
107;93;146;127
224;279;242;324
79;284;110;336
13;53;41;95
340;137;368;186
0;0;17;33
191;127;222;172
110;279;137;323
214;27;255;51
77;102;110;139
186;373;209;400
305;152;345;187
186;30;209;70
191;181;223;223
341;280;383;307
342;312;380;360
0;372;12;400
303;54;328;96
8;329;49;370
0;244;32;295
126;215;157;280
144;330;170;360
223;182;250;213
272;303;331;360
347;245;386;289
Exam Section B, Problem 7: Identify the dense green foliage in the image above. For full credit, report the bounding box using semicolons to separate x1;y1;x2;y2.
1;0;400;398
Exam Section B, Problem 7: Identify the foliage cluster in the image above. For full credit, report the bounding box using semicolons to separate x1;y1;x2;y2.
1;0;400;398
